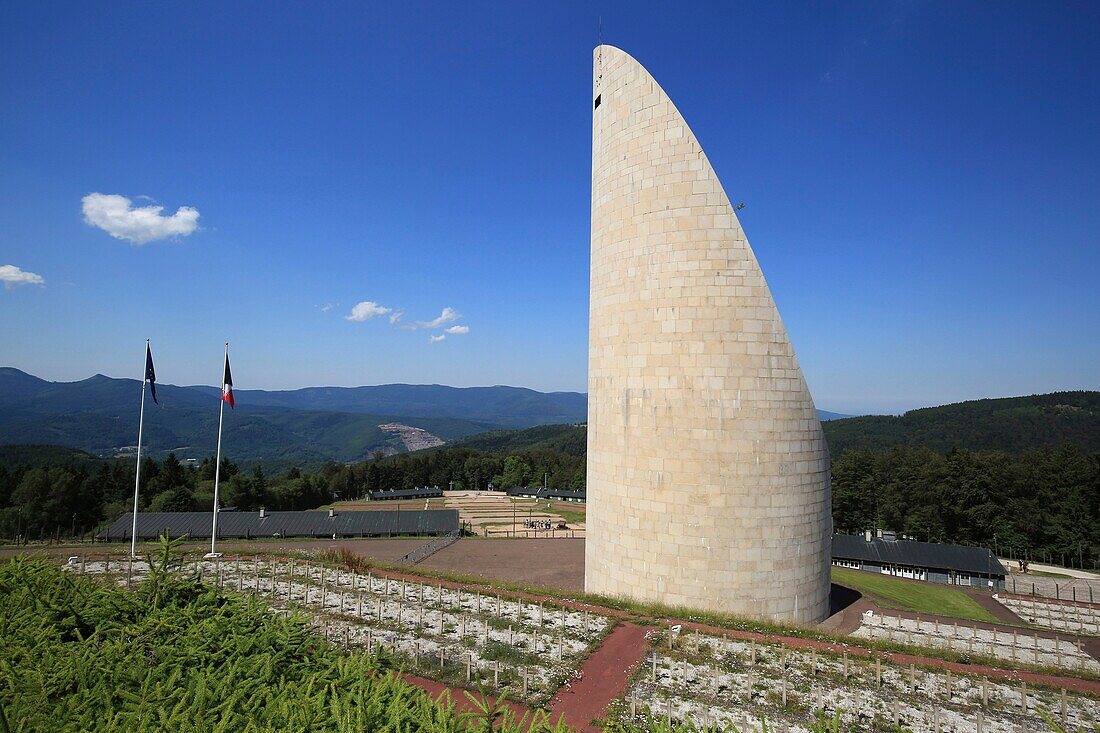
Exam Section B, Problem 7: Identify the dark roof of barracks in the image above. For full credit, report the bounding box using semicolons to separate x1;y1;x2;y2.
367;486;444;500
98;509;459;540
833;533;1007;576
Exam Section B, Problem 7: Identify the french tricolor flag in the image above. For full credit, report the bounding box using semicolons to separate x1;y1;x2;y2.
221;352;235;409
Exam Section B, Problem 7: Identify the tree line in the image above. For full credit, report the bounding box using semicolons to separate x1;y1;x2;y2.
1;437;1097;569
0;445;584;541
831;443;1099;568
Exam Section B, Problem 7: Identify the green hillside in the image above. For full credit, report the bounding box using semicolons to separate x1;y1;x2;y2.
0;444;103;470
0;369;496;466
443;423;587;456
823;391;1100;457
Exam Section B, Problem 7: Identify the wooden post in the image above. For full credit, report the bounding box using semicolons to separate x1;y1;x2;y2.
652;652;657;681
1061;688;1068;722
630;695;636;718
557;634;563;661
843;652;849;679
438;611;444;635
781;677;788;707
976;711;984;733
891;700;899;726
494;661;499;687
909;664;916;691
712;664;718;695
466;655;472;682
811;649;817;677
439;647;445;668
584;609;589;633
508;625;513;645
1020;682;1027;714
522;669;528;695
982;677;989;706
358;594;363;617
875;658;882;686
750;640;756;666
946;670;953;699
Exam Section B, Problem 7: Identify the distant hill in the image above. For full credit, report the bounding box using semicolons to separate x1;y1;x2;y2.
0;444;104;470
186;382;587;428
817;409;851;422
0;368;588;466
822;391;1100;457
444;423;587;457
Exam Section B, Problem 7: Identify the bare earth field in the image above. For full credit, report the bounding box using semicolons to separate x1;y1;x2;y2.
419;537;585;591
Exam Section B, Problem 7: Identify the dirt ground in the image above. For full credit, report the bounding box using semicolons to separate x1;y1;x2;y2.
420;538;586;592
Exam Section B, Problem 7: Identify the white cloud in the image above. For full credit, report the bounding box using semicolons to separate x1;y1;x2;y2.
389;310;404;324
0;265;45;289
82;192;200;245
429;334;446;344
320;303;334;312
444;325;469;335
417;306;461;329
346;300;392;322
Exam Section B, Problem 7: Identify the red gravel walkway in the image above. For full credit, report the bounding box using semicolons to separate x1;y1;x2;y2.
549;622;651;732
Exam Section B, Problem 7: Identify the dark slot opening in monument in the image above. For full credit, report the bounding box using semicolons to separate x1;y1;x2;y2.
593;94;601;110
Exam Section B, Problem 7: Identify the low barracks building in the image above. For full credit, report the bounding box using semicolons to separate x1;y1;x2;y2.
832;532;1008;590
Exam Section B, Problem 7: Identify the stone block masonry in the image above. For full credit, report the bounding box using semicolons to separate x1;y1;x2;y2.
585;45;831;624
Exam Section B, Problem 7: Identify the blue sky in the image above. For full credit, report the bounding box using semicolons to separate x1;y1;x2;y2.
2;2;1098;415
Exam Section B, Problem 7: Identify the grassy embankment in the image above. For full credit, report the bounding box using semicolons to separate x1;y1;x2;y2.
831;566;999;623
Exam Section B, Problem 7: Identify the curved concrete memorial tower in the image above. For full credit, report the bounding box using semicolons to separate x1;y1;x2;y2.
585;46;832;624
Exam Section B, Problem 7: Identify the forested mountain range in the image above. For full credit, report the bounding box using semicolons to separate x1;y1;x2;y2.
0;368;587;466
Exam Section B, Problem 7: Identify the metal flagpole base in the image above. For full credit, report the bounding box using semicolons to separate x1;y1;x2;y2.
204;552;223;559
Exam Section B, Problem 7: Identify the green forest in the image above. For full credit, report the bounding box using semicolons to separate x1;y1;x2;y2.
831;444;1098;567
0;444;584;542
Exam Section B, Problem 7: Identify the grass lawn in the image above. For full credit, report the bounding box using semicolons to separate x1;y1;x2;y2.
832;566;999;623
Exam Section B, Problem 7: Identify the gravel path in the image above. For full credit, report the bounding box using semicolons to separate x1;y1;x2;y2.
549;622;651;732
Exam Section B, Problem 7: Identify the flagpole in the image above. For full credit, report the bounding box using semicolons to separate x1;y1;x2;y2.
209;341;228;557
130;338;149;557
